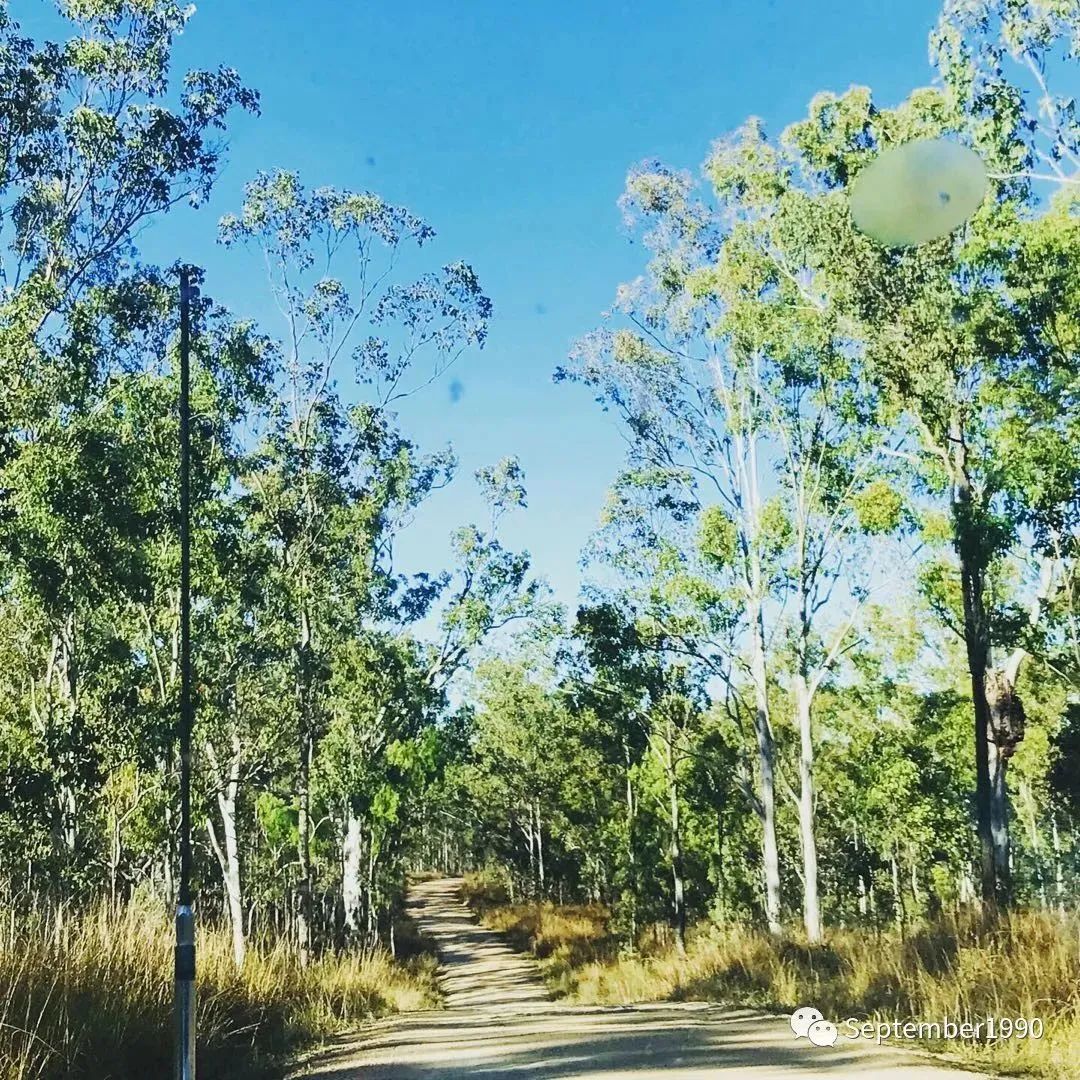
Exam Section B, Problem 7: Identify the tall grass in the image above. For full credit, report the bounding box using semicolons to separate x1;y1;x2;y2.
0;896;439;1080
465;880;1080;1079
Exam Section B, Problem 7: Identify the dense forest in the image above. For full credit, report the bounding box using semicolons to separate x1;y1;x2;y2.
2;1;1080;1077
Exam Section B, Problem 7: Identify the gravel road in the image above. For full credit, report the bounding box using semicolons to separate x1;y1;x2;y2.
296;878;988;1080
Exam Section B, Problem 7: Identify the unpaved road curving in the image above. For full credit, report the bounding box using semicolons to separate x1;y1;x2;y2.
296;878;988;1080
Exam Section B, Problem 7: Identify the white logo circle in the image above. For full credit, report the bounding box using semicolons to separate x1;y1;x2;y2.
790;1007;823;1038
808;1020;839;1047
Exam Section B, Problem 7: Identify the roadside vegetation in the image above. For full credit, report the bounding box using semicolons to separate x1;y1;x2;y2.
0;899;439;1080
0;3;522;1076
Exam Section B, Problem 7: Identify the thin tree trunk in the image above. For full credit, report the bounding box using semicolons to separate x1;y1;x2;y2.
110;806;121;905
535;799;545;899
1020;785;1046;908
721;367;780;935
366;835;377;949
296;600;315;965
222;759;245;969
988;739;1010;899
523;810;536;900
54;619;79;859
854;822;868;919
342;810;363;939
1051;811;1065;912
163;797;175;904
750;605;781;935
623;740;638;948
667;734;687;956
951;419;997;907
890;846;904;935
297;725;313;964
714;799;726;923
794;675;822;942
206;739;246;969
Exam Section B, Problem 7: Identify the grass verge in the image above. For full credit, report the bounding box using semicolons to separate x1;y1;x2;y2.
0;897;439;1080
461;874;1080;1079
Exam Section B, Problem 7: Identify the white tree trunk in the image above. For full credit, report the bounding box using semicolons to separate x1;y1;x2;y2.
891;847;904;933
296;599;315;965
853;823;868;918
1051;812;1065;912
667;739;687;955
56;625;79;855
794;675;822;942
220;786;245;969
342;810;364;938
205;738;246;969
523;814;536;899
988;739;1010;895
366;833;378;948
750;605;781;935
534;799;545;899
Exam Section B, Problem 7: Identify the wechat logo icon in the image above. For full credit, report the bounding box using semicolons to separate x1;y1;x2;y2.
790;1006;839;1047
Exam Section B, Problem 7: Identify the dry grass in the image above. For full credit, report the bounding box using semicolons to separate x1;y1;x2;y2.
0;897;439;1080
459;870;512;911
483;903;609;968
467;889;1080;1080
405;869;446;885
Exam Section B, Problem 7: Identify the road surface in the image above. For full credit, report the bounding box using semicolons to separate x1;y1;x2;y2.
295;877;987;1080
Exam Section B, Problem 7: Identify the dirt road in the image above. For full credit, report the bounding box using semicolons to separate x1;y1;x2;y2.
296;878;988;1080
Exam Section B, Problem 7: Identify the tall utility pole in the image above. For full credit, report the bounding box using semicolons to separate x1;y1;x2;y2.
175;267;197;1080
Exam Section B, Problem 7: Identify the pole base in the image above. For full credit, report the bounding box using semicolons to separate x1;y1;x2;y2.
174;905;196;1080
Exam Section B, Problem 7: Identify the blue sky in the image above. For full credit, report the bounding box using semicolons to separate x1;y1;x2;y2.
24;0;944;610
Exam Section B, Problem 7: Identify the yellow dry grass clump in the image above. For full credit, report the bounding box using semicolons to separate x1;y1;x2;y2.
0;897;439;1080
464;877;1080;1080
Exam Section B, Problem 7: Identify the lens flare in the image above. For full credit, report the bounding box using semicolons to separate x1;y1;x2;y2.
849;138;987;248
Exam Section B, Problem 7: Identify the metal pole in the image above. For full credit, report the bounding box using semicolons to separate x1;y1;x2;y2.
175;267;196;1080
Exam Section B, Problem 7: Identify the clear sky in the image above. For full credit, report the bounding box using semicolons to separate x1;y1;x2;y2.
21;0;945;610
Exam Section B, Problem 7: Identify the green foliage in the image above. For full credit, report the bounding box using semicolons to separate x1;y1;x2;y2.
852;480;905;535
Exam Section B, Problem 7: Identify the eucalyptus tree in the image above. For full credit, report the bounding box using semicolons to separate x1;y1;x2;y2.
563;274;789;933
459;647;617;907
642;686;705;955
562;137;911;937
220;169;493;955
319;630;437;946
193;434;284;968
665;121;918;940
0;0;256;333
780;52;1080;903
467;659;567;900
932;0;1080;895
424;458;556;689
933;0;1080;189
571;600;661;944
